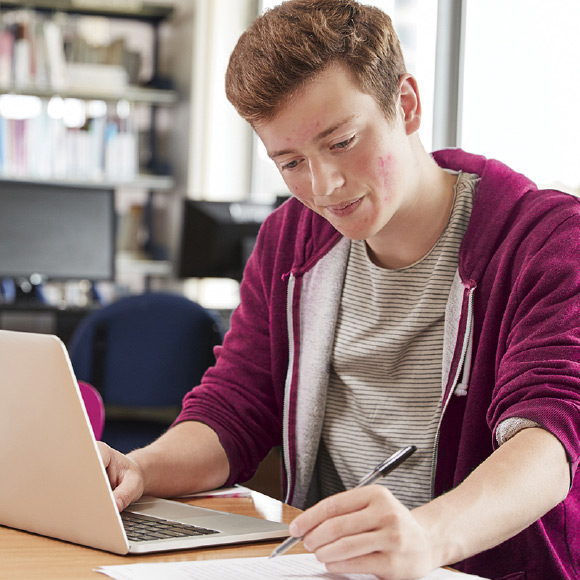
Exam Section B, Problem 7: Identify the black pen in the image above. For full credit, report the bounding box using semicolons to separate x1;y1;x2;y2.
269;444;417;558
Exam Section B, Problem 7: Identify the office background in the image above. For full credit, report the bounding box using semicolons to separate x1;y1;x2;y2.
0;0;578;500
191;0;580;313
1;0;578;313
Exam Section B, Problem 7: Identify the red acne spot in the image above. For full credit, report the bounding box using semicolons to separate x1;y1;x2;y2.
378;154;393;168
378;155;394;188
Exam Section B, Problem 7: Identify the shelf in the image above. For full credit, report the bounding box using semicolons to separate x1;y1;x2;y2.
0;0;181;292
0;84;177;105
0;0;174;22
0;173;175;191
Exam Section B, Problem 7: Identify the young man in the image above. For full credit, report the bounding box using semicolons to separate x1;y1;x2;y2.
100;1;580;578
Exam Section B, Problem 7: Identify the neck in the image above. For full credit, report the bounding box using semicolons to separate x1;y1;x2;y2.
367;149;458;270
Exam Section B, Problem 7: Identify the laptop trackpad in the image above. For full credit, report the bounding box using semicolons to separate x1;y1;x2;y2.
128;496;221;522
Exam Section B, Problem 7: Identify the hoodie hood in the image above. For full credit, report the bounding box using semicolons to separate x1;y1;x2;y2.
432;148;538;283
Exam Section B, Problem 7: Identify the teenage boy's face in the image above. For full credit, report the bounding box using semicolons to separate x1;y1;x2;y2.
255;63;418;243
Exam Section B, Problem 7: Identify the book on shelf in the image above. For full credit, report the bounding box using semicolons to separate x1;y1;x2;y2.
0;99;139;182
0;26;13;86
66;63;128;92
43;19;67;90
13;21;32;86
0;8;145;92
0;7;171;185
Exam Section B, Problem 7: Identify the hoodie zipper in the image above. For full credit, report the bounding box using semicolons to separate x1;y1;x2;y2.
283;272;296;504
430;285;475;497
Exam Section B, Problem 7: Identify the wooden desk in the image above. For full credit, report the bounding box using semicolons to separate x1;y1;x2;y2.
0;491;306;580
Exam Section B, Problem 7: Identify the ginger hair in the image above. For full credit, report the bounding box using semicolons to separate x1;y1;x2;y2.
225;0;407;126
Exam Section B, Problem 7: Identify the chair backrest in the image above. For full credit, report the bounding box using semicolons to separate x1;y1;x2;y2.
78;381;105;440
67;292;223;450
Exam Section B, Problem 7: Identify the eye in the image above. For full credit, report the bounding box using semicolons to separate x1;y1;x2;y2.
281;159;300;171
331;136;355;150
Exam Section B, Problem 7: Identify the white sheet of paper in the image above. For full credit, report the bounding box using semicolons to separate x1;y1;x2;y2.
95;553;488;580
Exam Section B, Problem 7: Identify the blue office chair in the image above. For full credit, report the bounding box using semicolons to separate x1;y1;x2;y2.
68;292;224;453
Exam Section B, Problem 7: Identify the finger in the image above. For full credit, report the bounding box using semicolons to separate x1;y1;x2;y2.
97;441;113;467
324;552;396;578
304;501;396;553
112;469;142;512
96;442;142;511
291;486;381;537
313;527;393;563
294;485;399;541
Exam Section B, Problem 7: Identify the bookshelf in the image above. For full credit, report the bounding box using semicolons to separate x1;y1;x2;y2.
0;83;177;105
0;0;173;20
0;0;178;288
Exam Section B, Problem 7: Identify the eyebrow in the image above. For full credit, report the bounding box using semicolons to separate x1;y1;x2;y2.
269;114;356;159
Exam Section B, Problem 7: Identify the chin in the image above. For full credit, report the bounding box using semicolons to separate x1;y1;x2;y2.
334;225;373;241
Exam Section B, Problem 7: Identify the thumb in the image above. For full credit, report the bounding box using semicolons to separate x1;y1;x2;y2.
113;471;142;512
111;457;146;512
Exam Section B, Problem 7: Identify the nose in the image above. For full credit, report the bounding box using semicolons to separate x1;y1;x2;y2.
310;158;344;197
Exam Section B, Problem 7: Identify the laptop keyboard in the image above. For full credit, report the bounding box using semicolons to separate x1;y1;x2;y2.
121;511;220;542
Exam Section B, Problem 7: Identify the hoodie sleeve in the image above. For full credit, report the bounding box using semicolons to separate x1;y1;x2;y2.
488;208;580;478
172;212;288;486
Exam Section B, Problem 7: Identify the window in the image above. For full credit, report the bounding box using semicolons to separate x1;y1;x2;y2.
461;0;580;194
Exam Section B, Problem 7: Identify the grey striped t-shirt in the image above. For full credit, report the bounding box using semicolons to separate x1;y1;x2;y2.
315;171;478;509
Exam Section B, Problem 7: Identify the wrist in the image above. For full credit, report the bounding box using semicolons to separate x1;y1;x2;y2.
127;446;157;496
411;498;466;568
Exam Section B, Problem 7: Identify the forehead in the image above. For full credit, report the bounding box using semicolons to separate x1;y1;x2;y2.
255;64;380;153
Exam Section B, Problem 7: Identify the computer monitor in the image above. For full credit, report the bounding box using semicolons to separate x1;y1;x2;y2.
0;180;116;290
177;199;273;281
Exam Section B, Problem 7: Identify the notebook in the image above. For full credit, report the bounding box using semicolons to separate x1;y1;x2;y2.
0;329;289;554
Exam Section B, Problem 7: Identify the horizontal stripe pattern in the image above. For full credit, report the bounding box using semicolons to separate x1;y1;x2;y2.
316;172;477;509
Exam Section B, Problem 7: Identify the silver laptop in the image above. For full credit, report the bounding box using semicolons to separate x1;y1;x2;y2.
0;329;289;554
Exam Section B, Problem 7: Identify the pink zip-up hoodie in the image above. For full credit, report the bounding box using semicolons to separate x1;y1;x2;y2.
176;149;580;579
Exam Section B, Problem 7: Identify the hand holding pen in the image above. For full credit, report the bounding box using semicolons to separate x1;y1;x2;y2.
269;444;417;558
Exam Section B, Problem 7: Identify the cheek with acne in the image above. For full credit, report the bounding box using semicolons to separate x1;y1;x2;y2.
378;154;396;199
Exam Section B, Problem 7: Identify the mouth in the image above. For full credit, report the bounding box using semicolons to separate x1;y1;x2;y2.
324;197;363;217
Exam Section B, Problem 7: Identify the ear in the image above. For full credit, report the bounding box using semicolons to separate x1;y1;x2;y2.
398;74;422;135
